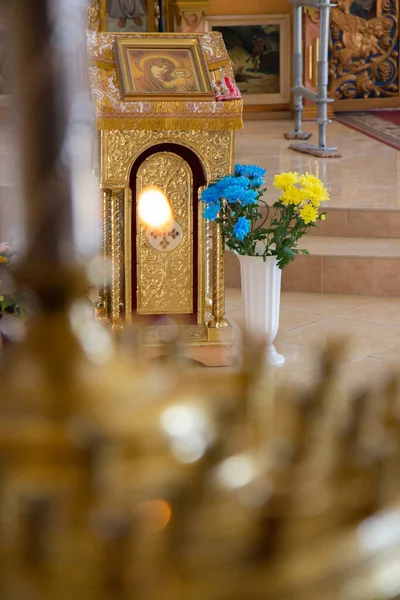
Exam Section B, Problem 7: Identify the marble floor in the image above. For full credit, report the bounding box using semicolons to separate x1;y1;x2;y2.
226;288;400;392
236;119;400;210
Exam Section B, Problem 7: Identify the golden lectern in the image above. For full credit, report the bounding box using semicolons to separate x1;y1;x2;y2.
86;31;243;365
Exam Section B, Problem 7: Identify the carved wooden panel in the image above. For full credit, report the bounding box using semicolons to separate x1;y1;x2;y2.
329;0;399;105
136;152;193;315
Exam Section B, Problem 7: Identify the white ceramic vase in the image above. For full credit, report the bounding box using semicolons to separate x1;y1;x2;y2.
237;254;285;367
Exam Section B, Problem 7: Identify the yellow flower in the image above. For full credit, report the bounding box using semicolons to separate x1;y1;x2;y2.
300;174;330;207
0;256;8;263
299;203;318;224
299;172;322;186
306;184;330;206
273;171;300;190
306;189;322;207
0;296;3;302
320;213;326;221
281;185;304;206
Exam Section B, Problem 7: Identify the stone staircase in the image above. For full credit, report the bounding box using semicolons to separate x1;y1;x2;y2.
225;207;400;296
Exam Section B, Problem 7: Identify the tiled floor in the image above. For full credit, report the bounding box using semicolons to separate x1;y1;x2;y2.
236;119;400;210
226;288;400;392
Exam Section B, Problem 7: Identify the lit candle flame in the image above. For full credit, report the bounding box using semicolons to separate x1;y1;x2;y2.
138;188;173;228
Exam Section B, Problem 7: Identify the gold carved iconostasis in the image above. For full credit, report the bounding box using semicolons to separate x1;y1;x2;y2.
330;0;399;110
86;30;242;365
304;0;399;112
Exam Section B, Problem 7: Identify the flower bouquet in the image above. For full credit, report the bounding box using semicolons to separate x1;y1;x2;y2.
201;164;329;269
201;164;329;366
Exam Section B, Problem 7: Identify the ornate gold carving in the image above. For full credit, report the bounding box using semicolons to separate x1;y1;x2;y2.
313;38;319;86
100;189;111;313
124;187;133;323
87;0;100;31
100;129;233;329
201;188;212;310
144;323;208;345
308;44;313;82
185;324;208;340
208;222;229;328
101;129;233;327
181;10;204;26
205;217;211;304
95;188;111;324
136;153;193;315
329;3;399;101
171;0;210;30
102;129;233;187
111;189;124;329
304;7;320;23
197;200;205;323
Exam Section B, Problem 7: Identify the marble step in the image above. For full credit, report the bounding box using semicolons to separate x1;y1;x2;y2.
307;207;400;239
259;205;400;239
225;236;400;296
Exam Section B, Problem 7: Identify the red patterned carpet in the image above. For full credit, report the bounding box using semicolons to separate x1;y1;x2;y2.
335;110;400;150
375;110;400;126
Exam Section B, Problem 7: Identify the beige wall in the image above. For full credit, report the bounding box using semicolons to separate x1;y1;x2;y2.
206;0;292;17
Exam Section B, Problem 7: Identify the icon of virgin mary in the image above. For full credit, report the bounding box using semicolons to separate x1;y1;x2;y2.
135;56;178;93
108;0;146;29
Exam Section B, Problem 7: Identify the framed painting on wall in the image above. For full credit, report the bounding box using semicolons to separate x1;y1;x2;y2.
207;14;290;107
114;37;214;100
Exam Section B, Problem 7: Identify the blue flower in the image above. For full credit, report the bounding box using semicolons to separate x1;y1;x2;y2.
215;176;239;188
234;164;248;177
201;186;221;204
202;175;252;205
215;175;250;190
233;176;252;188
251;177;264;188
234;164;266;180
241;189;258;206
247;165;266;179
233;217;251;241
202;202;220;221
223;185;247;203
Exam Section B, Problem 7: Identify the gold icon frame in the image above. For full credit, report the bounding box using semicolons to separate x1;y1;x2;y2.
114;36;214;101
